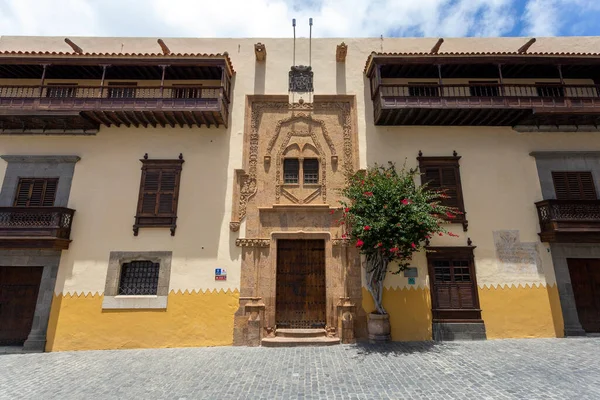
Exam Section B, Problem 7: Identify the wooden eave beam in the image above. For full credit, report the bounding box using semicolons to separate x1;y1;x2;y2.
430;38;444;54
157;39;171;55
518;38;537;54
64;38;83;54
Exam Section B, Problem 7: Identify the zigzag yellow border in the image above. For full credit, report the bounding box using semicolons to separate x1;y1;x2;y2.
58;288;240;297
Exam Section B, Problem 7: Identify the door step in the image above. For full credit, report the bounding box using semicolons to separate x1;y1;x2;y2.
261;336;340;347
261;328;340;347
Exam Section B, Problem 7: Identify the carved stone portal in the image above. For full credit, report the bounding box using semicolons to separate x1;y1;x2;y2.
232;96;366;345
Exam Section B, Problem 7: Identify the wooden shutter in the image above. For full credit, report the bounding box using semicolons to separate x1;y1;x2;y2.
134;158;184;236
552;171;597;200
418;156;466;221
426;247;482;322
13;178;58;207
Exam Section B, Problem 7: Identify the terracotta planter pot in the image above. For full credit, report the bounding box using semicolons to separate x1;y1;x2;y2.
367;312;391;342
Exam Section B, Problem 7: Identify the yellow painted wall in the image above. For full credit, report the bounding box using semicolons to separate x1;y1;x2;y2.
479;284;564;339
362;287;432;341
46;289;239;351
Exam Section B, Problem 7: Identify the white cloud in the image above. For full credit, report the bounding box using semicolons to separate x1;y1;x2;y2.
522;0;600;36
0;0;520;38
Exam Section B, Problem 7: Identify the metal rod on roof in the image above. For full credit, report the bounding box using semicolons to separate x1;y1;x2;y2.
437;64;443;85
309;18;313;68
292;18;296;67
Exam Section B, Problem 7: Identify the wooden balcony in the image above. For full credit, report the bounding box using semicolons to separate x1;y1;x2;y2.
373;83;600;127
0;84;230;133
0;207;75;250
536;200;600;243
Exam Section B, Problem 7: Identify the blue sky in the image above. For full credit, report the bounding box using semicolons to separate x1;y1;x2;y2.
1;0;600;38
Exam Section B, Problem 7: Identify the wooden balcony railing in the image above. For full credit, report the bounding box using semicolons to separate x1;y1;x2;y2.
536;200;600;243
0;207;75;249
373;82;600;126
0;84;230;129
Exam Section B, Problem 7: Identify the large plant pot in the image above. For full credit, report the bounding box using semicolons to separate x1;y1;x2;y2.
367;312;391;342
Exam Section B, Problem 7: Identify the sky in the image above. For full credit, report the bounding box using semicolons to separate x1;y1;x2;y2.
1;0;600;38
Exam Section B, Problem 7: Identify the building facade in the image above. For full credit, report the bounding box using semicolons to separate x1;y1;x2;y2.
0;36;599;351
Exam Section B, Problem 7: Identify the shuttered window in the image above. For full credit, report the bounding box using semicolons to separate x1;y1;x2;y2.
13;178;58;207
552;171;596;200
427;247;481;322
134;158;184;236
418;155;467;229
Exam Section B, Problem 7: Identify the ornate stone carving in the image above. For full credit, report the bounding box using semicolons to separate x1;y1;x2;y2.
254;42;266;61
336;42;348;62
266;114;336;157
236;238;271;247
275;128;327;204
229;221;241;232
289;65;314;92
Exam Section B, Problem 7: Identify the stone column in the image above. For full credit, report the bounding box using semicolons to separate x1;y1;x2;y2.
337;297;356;344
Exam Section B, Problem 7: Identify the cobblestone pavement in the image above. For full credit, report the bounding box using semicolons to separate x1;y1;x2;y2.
1;338;599;400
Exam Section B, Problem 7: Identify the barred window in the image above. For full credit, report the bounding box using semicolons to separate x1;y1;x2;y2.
303;159;319;184
118;260;160;295
284;158;300;184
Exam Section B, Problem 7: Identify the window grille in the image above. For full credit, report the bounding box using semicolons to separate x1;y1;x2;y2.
284;159;300;184
303;159;319;184
118;260;160;295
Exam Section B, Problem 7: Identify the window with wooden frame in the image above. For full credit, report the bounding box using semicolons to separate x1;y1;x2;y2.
408;82;440;97
133;156;184;236
46;83;78;98
171;84;202;99
536;83;565;98
13;178;58;207
418;154;468;231
552;171;597;200
426;246;482;322
469;81;499;97
108;82;137;99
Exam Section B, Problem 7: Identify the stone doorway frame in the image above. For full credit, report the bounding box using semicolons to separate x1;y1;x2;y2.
549;243;600;336
269;231;338;330
0;249;60;351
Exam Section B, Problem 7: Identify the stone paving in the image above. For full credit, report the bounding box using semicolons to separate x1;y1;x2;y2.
1;338;599;399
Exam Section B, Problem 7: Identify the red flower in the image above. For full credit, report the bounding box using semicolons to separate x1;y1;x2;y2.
342;233;348;239
344;207;350;213
374;242;382;248
356;239;364;248
390;247;399;252
360;180;365;185
446;212;456;219
364;226;371;231
438;233;443;236
383;205;388;209
425;235;431;239
329;209;335;215
448;232;459;237
440;193;449;199
364;191;374;197
396;223;401;227
401;198;410;205
411;243;416;249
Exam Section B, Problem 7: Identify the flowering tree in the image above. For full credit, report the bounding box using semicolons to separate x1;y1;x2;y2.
338;162;458;315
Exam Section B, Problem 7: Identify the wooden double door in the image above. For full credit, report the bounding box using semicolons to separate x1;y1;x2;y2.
276;240;326;329
0;267;43;345
567;258;600;333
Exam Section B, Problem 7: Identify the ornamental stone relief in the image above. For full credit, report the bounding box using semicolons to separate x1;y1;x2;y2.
230;98;357;231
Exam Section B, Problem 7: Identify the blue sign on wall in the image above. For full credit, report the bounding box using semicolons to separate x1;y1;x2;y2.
408;277;416;285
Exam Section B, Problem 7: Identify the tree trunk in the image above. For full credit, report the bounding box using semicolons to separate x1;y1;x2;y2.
365;251;389;314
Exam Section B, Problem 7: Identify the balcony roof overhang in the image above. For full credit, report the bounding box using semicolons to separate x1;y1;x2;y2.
365;52;600;76
0;52;235;80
